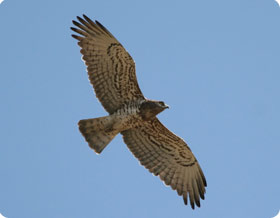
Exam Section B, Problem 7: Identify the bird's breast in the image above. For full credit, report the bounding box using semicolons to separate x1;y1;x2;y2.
111;103;143;131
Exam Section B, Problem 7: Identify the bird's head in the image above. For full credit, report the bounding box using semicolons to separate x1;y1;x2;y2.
140;100;169;121
156;101;169;110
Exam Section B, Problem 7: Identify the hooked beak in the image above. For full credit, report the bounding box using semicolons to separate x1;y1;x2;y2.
164;104;169;109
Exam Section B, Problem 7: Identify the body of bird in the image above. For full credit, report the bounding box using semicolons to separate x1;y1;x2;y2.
71;14;207;209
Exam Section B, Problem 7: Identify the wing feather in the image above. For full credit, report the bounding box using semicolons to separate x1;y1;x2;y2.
71;15;145;114
162;165;177;186
121;118;207;209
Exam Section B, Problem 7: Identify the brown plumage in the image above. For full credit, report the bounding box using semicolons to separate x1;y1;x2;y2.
71;14;207;209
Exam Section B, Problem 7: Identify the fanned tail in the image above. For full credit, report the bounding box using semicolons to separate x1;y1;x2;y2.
78;116;118;154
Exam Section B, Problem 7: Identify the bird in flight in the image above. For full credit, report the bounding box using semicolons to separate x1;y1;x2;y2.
71;15;207;209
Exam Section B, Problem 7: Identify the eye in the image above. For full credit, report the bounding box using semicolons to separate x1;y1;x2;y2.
159;101;164;106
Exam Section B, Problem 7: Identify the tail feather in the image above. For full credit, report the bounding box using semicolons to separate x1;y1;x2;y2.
78;117;118;154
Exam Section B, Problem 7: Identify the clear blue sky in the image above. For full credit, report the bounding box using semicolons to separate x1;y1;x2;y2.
0;0;279;218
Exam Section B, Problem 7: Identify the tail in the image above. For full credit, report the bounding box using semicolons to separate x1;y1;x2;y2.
78;116;118;154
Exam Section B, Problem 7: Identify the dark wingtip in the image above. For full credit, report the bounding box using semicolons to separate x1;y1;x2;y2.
72;20;80;27
83;14;95;25
183;195;188;205
200;194;205;200
83;14;90;20
95;20;102;26
77;16;84;23
71;34;80;40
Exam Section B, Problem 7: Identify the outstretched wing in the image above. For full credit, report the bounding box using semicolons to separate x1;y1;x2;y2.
71;15;145;114
121;118;207;209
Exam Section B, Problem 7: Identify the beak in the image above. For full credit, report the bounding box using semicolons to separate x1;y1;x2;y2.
164;105;169;109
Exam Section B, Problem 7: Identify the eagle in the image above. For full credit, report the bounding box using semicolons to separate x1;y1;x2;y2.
71;15;207;209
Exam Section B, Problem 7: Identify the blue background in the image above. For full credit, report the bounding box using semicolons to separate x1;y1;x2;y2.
0;0;279;217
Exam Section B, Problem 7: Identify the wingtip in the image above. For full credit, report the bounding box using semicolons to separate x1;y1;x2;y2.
183;195;188;205
71;34;82;41
200;194;205;200
83;14;90;20
82;14;95;24
77;16;84;23
72;20;80;26
196;200;201;208
95;20;101;25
